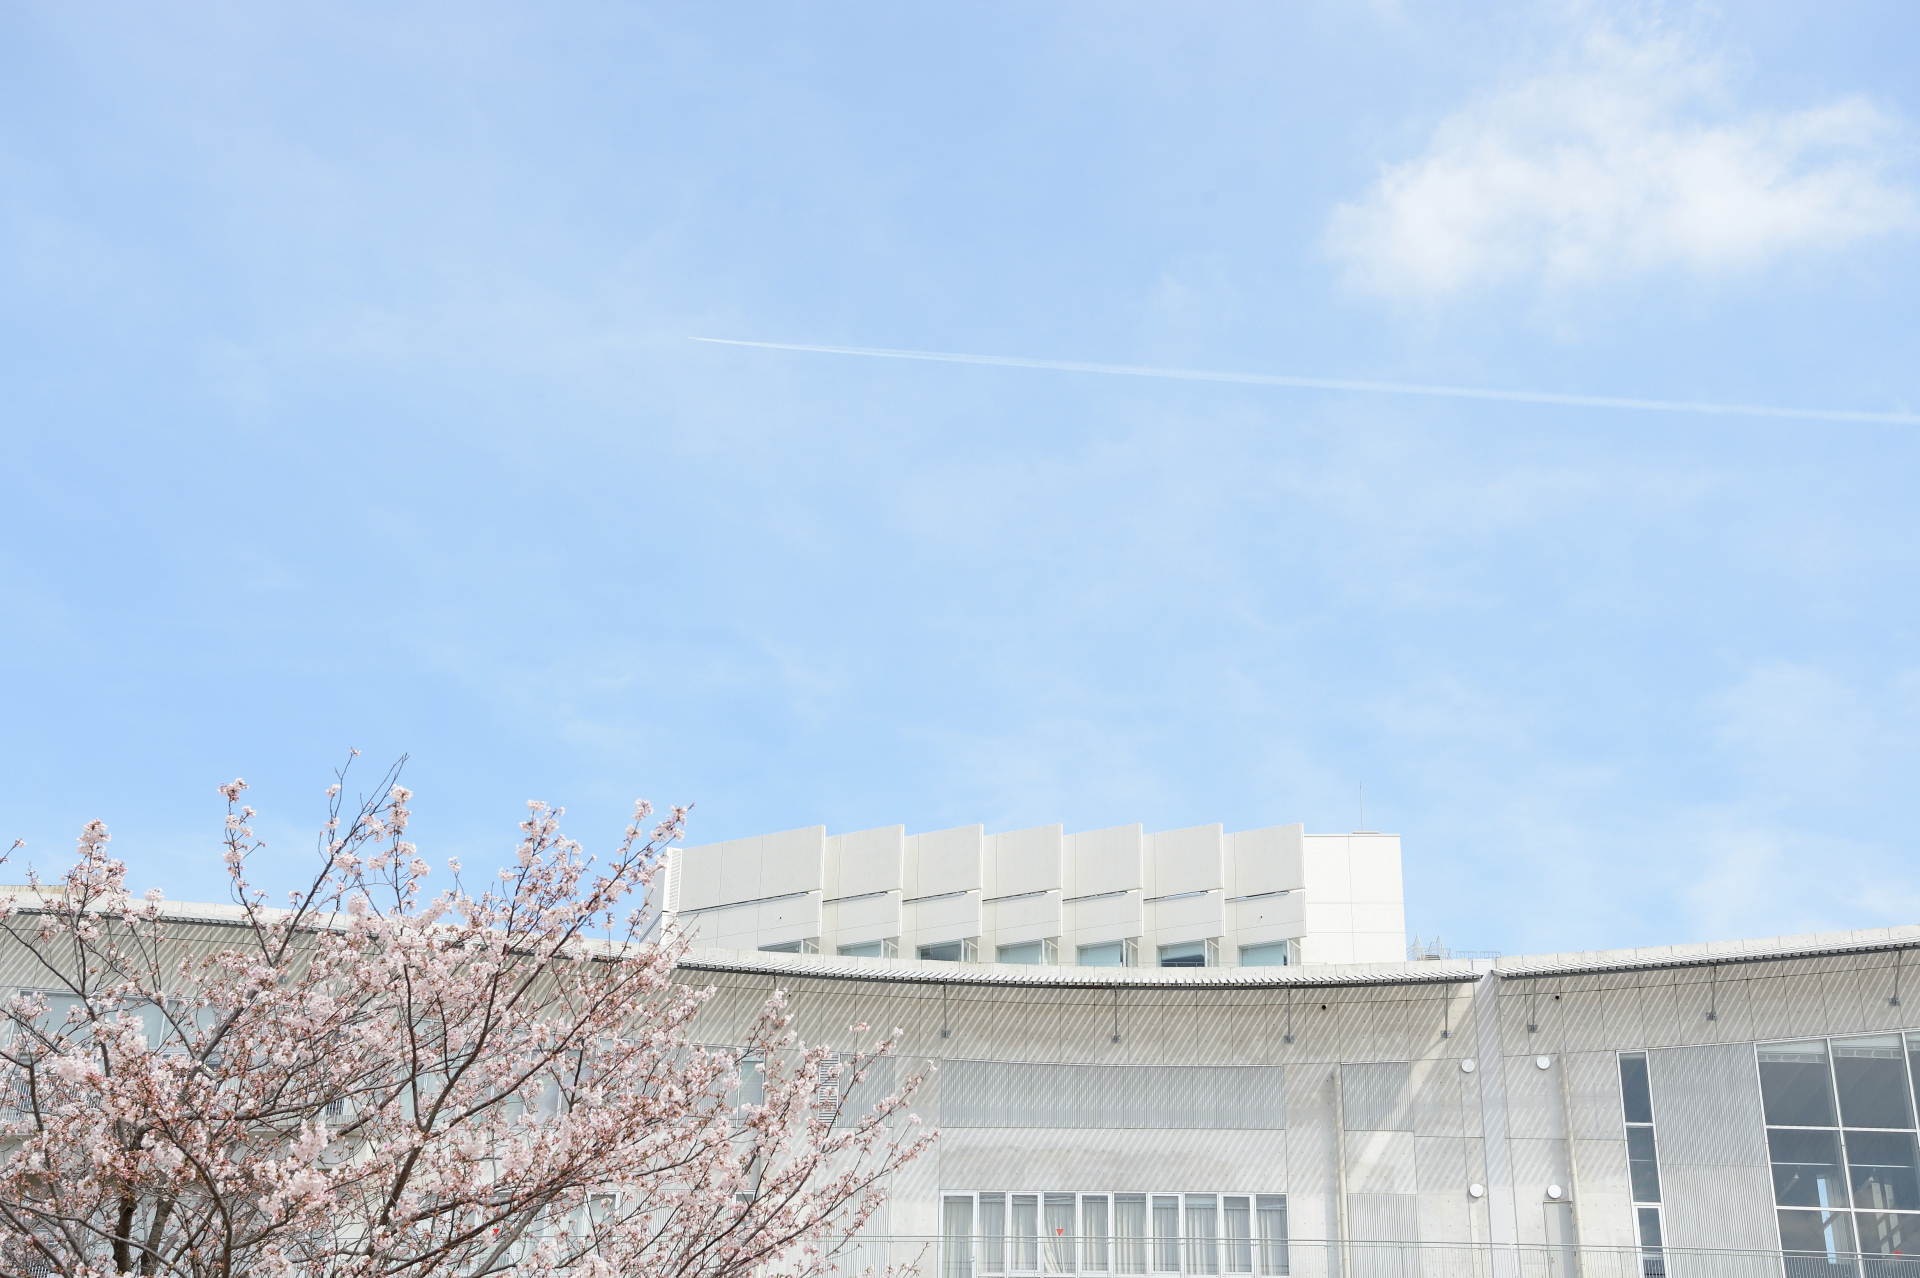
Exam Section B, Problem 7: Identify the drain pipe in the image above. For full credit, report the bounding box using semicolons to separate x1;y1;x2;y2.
1333;1066;1352;1278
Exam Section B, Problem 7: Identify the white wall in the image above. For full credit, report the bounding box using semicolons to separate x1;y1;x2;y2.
665;821;1404;966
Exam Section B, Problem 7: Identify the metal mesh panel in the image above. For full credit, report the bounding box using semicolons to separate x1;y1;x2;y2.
1345;1064;1414;1132
941;1060;1285;1129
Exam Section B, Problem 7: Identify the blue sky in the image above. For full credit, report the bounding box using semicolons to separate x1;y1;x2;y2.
3;2;1918;956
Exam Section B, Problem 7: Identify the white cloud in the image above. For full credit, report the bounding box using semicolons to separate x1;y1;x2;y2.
1327;24;1916;298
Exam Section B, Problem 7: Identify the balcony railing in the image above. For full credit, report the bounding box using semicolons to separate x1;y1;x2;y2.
776;1239;1917;1278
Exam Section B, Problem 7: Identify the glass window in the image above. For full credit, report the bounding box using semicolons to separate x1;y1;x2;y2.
1152;1195;1181;1272
737;1055;766;1109
1223;1197;1252;1275
1771;1128;1850;1208
945;1198;976;1278
1013;1195;1040;1272
759;940;804;954
1185;1195;1218;1275
1239;943;1289;968
1627;1126;1662;1203
1079;942;1127;968
999;942;1046;966
1116;1195;1148;1276
1762;1041;1840;1128
1044;1195;1076;1273
1859;1211;1920;1258
1620;1053;1655;1125
1836;1037;1917;1131
1084;1196;1111;1273
1637;1208;1665;1278
1159;941;1208;969
921;942;966;962
837;941;885;958
1779;1208;1858;1259
981;1194;1007;1276
1849;1130;1920;1212
1256;1196;1289;1277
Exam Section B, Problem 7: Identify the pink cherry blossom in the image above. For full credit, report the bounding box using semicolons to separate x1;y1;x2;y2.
0;754;931;1276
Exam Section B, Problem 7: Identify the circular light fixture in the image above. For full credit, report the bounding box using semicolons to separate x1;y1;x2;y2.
1461;1059;1477;1073
1469;1184;1486;1199
1536;1055;1551;1070
1547;1185;1563;1200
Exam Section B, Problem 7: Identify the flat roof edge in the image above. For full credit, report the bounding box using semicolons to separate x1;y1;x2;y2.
672;949;1479;989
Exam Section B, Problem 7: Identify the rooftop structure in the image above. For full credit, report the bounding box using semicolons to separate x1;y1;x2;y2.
660;821;1406;968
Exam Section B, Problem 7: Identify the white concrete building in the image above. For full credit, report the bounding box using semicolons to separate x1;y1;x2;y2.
660;822;1407;968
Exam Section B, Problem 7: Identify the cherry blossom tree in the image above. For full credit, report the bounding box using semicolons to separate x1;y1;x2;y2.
0;758;931;1278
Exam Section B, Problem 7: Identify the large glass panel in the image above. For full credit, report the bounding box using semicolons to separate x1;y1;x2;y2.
920;942;966;962
1256;1196;1288;1278
1628;1126;1662;1203
946;1197;977;1278
1045;1195;1076;1273
1637;1208;1666;1278
1620;1053;1655;1125
1779;1208;1859;1266
1116;1196;1148;1276
999;943;1046;966
1152;1196;1181;1272
1159;942;1208;969
1079;942;1127;968
1850;1131;1920;1211
1772;1128;1851;1208
982;1195;1007;1276
1184;1196;1218;1276
1223;1198;1252;1275
1239;943;1289;968
1838;1038;1917;1130
837;941;885;958
1908;1034;1920;1131
1858;1212;1920;1257
1763;1041;1840;1128
1084;1197;1111;1273
1014;1196;1040;1273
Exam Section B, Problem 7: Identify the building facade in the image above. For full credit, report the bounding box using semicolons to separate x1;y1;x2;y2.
662;822;1407;968
678;916;1920;1278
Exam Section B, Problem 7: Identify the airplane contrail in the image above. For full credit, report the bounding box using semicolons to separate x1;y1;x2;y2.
690;337;1920;426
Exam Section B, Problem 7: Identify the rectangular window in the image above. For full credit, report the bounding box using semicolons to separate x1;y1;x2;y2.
1636;1208;1665;1278
1620;1052;1655;1125
1045;1194;1076;1274
1158;941;1209;969
1238;942;1289;968
837;940;886;958
1116;1195;1148;1276
920;941;971;962
1761;1041;1839;1128
1084;1196;1112;1273
1013;1195;1040;1272
1845;1130;1920;1212
1152;1196;1181;1272
1778;1208;1858;1262
1857;1210;1920;1257
945;1197;976;1278
1770;1128;1849;1208
1079;942;1128;968
1184;1195;1218;1275
981;1194;1007;1276
1223;1197;1252;1274
999;942;1047;966
1627;1125;1662;1203
1835;1036;1917;1131
1256;1197;1289;1278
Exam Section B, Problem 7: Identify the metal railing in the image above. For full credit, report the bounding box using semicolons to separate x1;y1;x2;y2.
786;1239;1916;1278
